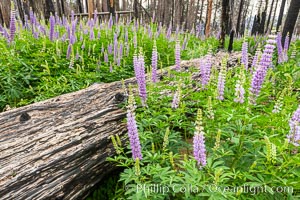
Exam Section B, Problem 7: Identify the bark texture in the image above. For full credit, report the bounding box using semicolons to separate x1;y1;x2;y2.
0;81;129;200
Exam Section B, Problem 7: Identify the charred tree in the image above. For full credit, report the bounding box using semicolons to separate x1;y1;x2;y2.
228;29;235;52
134;0;138;18
270;0;279;31
219;0;230;49
282;0;300;46
266;0;275;33
236;0;244;35
205;0;213;38
15;0;25;24
77;0;83;13
45;0;55;20
0;0;11;27
276;0;286;32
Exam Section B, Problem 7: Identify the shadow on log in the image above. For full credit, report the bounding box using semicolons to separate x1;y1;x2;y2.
0;56;242;199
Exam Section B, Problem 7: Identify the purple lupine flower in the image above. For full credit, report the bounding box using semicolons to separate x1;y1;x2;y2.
66;44;72;59
241;39;248;70
152;12;155;23
136;50;147;106
33;30;39;39
287;105;300;146
182;36;188;50
151;41;158;83
29;9;35;25
200;53;212;88
277;32;283;63
251;51;259;72
133;33;137;49
110;63;113;72
217;58;227;100
114;33;118;63
133;52;139;77
193;109;206;168
108;43;113;54
125;29;128;43
234;70;245;103
71;10;75;22
90;27;95;40
249;35;276;104
97;31;101;39
166;24;172;39
171;90;180;109
49;16;56;41
9;2;16;43
24;14;29;30
133;50;147;106
126;43;130;56
126;92;143;161
119;43;123;59
108;14;113;29
175;39;181;71
94;9;98;24
193;133;206;167
75;48;79;60
283;33;290;62
104;52;109;63
117;57;121;66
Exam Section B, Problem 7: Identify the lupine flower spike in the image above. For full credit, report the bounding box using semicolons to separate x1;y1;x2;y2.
249;34;276;105
193;109;207;169
241;37;248;70
151;40;158;83
287;105;300;147
126;86;143;160
217;56;228;100
234;68;245;103
175;39;181;71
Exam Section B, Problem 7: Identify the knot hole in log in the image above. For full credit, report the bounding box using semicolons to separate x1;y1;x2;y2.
114;92;126;103
19;112;31;122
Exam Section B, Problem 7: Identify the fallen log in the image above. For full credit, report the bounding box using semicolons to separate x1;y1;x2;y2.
0;53;241;200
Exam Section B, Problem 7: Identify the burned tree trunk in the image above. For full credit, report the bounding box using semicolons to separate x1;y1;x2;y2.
219;0;230;49
0;81;129;200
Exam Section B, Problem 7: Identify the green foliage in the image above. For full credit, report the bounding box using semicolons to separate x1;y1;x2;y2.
101;39;300;199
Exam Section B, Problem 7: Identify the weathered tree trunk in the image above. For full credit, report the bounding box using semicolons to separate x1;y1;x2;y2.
175;0;182;26
282;0;300;46
15;0;25;24
187;0;196;30
0;0;11;27
122;0;127;10
219;0;230;49
194;0;201;27
212;0;220;30
205;0;213;38
276;0;286;32
236;0;244;35
270;0;279;32
77;0;83;13
61;0;65;16
228;29;235;52
199;0;205;23
88;0;94;18
0;82;128;199
45;0;56;20
266;0;275;33
56;0;62;17
134;0;138;18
